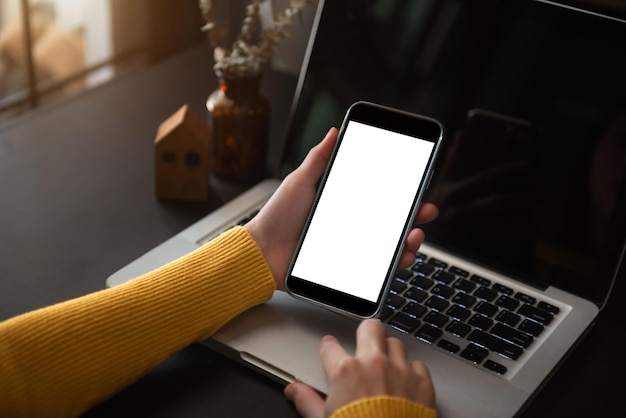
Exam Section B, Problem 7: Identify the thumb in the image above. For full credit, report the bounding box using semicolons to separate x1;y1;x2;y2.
284;382;326;418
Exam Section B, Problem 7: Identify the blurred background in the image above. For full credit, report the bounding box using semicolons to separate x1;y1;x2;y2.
0;0;315;126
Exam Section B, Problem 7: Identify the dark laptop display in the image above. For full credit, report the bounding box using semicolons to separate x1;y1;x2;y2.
279;0;626;308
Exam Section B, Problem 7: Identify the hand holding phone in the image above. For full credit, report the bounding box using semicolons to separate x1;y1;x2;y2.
285;101;444;318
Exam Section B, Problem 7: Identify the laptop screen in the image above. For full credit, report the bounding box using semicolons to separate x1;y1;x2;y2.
278;0;626;306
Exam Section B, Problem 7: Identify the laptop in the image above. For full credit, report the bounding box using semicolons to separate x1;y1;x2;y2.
107;0;626;417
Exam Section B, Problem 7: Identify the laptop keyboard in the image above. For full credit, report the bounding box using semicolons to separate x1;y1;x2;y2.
232;209;562;377
381;252;561;376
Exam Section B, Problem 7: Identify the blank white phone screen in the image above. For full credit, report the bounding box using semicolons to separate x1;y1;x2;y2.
291;120;435;302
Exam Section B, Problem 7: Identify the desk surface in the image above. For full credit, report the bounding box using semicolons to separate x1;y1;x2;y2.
1;44;624;418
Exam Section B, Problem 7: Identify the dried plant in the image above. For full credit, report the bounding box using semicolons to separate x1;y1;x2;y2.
199;0;317;77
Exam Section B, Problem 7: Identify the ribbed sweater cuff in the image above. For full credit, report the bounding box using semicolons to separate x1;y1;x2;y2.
330;395;438;418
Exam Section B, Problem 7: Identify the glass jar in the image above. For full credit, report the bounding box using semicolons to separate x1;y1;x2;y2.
206;70;270;184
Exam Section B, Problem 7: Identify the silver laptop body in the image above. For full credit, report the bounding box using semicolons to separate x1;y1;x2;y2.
107;1;626;417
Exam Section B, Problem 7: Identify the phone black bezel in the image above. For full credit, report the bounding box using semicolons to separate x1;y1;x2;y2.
285;101;444;318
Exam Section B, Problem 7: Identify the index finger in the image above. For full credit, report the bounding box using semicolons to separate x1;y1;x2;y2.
284;127;338;187
355;319;387;357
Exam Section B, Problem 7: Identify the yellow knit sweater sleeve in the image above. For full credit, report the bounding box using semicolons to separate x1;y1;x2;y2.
0;226;437;418
331;395;437;418
0;227;276;418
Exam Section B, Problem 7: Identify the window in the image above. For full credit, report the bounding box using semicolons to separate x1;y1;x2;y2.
185;151;200;166
0;0;204;125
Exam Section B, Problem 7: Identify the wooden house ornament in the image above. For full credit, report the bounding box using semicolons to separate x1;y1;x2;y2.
155;104;211;201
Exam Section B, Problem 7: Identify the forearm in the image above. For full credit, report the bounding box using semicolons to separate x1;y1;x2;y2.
0;227;275;418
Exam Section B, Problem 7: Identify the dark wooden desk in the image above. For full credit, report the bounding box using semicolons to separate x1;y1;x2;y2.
1;44;624;418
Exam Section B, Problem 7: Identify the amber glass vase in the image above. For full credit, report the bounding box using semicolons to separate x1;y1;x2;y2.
206;71;270;184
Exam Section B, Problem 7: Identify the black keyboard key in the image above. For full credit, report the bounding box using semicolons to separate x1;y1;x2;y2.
495;295;520;311
424;311;450;328
514;292;537;305
425;295;449;312
431;284;455;299
491;323;533;348
474;301;499;317
446;320;472;338
403;302;428;318
395;269;413;281
468;329;524;360
538;301;560;315
378;305;394;321
438;339;461;354
414;251;428;262
386;293;406;309
460;343;489;364
452;292;477;308
483;360;508;374
449;266;469;278
447;304;471;321
412;263;436;276
404;287;428;302
468;314;493;331
495;310;521;327
518;319;544;336
474;286;498;302
427;258;448;269
389;312;421;333
390;278;407;294
452;278;477;293
432;270;456;285
469;274;491;286
411;275;435;290
492;283;514;295
415;323;443;343
518;304;554;325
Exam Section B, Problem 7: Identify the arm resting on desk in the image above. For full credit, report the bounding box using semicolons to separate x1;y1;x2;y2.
0;227;274;418
0;226;437;418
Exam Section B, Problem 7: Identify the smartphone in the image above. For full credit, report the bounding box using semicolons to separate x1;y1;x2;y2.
285;101;444;318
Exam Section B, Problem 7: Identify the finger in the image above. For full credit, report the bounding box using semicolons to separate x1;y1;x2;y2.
284;382;325;418
397;228;425;269
386;337;409;367
414;202;439;225
398;249;418;269
355;319;387;357
287;127;338;186
405;228;426;254
410;360;437;408
411;359;433;380
319;334;349;376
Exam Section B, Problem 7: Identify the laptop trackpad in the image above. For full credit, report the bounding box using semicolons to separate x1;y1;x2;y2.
207;291;528;418
209;290;357;392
